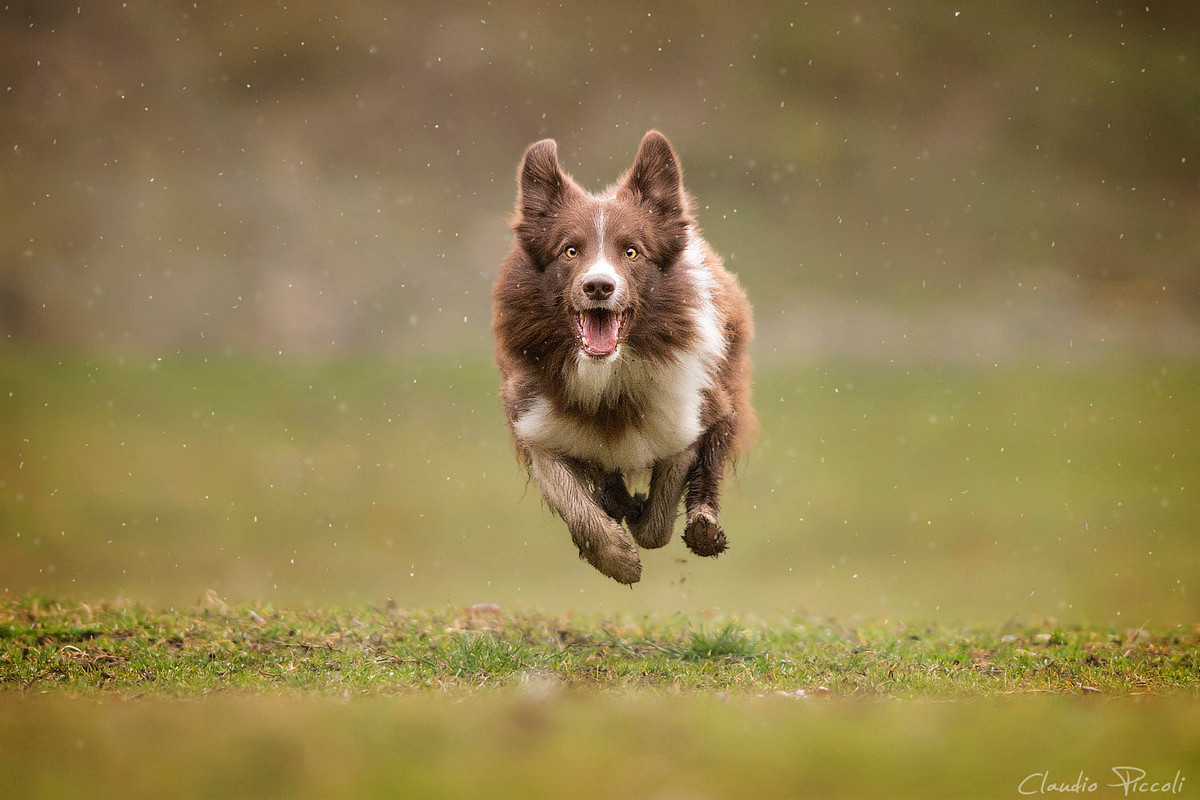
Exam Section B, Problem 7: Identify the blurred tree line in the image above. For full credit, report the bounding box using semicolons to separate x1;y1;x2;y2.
2;1;1196;358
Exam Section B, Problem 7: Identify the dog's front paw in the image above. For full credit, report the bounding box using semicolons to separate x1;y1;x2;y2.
683;510;727;557
576;521;642;584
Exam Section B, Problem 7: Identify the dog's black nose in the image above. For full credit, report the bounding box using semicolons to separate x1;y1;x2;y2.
583;277;616;301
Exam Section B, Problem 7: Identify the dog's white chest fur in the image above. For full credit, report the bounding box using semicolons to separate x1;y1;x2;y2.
514;352;702;473
513;238;726;473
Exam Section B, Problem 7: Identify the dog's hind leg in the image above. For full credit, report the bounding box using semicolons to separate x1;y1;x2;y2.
628;448;696;549
683;420;734;557
593;470;646;525
528;449;642;584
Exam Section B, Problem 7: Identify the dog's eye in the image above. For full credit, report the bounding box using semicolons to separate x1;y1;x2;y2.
625;247;639;260
564;246;579;259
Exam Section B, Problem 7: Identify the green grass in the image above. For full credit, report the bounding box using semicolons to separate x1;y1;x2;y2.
2;599;1198;800
2;351;1198;798
4;599;1196;698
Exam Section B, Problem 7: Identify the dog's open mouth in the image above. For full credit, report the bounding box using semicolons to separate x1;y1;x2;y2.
575;308;630;358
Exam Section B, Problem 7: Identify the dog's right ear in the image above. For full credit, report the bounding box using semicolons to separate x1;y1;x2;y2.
514;139;575;266
518;139;565;211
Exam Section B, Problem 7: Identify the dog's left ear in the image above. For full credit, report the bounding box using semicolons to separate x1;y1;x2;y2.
623;130;685;218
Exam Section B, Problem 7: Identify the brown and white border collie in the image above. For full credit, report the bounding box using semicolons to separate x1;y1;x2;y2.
492;130;755;584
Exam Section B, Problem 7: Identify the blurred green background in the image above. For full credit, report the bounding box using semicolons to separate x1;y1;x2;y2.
2;1;1197;624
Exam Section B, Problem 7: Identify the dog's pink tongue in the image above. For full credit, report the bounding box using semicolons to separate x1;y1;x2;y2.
582;310;619;355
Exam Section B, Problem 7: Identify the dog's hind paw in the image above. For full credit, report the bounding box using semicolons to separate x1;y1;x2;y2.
624;492;648;526
628;500;673;550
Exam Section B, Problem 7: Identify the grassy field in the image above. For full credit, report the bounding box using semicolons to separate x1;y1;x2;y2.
6;600;1196;697
2;350;1197;622
2;350;1198;797
5;687;1196;799
2;599;1197;799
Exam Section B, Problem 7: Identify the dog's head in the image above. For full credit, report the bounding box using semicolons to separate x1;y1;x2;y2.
509;130;693;363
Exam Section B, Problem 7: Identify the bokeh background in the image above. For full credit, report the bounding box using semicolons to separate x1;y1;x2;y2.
3;1;1197;624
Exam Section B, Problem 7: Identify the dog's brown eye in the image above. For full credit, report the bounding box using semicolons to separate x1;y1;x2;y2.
625;247;638;260
564;246;579;259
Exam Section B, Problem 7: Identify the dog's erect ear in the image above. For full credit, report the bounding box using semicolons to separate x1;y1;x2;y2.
514;138;578;264
517;139;569;221
623;130;685;218
620;131;689;268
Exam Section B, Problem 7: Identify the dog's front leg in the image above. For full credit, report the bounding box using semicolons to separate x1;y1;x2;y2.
628;448;696;549
683;421;733;557
528;449;642;584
